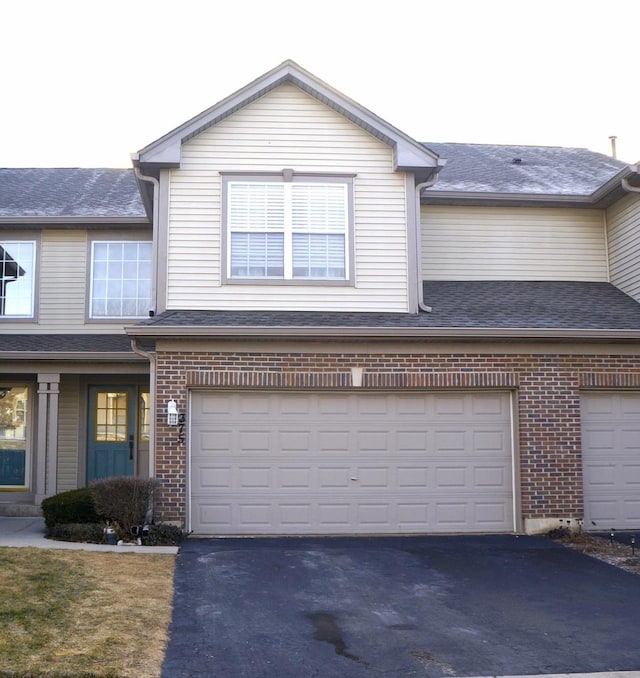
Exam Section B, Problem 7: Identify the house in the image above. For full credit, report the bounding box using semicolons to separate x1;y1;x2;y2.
2;60;640;535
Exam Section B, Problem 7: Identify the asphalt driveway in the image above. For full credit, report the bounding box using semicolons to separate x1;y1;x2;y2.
162;535;640;677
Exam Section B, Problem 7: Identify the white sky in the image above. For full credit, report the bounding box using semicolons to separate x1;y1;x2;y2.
2;0;639;168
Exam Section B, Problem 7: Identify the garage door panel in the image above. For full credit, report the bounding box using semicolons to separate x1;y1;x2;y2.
357;430;390;452
397;467;429;487
474;430;507;451
190;391;514;535
318;467;350;487
582;392;640;529
474;466;506;487
279;467;311;488
396;431;429;451
623;465;640;485
197;466;233;489
357;466;390;487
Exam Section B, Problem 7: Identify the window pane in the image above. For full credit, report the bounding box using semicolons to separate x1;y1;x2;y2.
293;233;345;278
123;243;139;261
229;183;285;231
292;184;347;232
0;386;30;486
0;242;35;317
139;392;150;442
91;241;152;318
231;232;284;277
94;391;128;442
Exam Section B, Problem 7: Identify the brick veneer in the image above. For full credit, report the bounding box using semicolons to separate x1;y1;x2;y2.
153;349;640;531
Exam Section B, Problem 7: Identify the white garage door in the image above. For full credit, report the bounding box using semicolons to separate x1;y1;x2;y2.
189;391;514;535
582;392;640;530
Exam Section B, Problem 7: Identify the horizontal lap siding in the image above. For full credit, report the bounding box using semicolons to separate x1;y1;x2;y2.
607;193;640;302
39;231;87;328
167;84;408;312
421;206;607;280
56;374;80;492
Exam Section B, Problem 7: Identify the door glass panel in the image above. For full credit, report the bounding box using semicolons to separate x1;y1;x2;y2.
0;386;29;486
139;392;150;442
94;391;128;442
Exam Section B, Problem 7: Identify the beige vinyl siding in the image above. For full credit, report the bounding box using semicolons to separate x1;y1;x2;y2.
39;230;88;328
1;228;151;333
606;193;640;302
421;206;608;280
56;374;81;492
167;84;409;312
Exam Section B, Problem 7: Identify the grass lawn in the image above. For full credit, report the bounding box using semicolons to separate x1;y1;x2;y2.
0;547;175;677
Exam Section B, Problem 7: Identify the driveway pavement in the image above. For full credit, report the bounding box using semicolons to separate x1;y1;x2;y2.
162;535;640;677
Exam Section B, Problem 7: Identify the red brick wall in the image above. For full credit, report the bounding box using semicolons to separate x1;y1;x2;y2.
153;349;640;530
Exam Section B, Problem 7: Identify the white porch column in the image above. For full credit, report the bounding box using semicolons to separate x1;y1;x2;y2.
34;373;61;504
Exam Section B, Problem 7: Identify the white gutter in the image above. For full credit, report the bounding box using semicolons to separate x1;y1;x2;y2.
130;338;156;482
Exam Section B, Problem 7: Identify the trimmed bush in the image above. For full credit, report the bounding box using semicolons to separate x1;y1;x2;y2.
49;522;105;544
41;488;100;531
91;476;158;538
143;523;184;546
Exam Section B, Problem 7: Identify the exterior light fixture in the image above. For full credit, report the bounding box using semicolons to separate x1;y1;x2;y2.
167;399;179;426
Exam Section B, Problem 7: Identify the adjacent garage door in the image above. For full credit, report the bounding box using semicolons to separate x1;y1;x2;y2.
189;391;515;535
582;392;640;530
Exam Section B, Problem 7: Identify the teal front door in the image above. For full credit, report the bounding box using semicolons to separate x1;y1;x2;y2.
87;386;136;483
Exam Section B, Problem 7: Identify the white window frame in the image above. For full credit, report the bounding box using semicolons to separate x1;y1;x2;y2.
0;241;36;318
89;240;152;319
222;174;354;285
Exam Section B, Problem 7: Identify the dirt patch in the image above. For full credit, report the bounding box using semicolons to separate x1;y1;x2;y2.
550;529;640;576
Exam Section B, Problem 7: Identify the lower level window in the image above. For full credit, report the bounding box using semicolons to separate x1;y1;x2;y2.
0;386;30;488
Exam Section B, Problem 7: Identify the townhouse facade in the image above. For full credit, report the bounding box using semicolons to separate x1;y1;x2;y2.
2;61;640;535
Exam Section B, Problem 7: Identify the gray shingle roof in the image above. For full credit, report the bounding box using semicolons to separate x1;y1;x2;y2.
0;168;147;219
422;143;628;196
0;334;141;353
132;282;640;332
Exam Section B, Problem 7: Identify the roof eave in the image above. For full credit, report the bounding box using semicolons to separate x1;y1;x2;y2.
125;325;640;341
0;351;148;361
0;216;149;226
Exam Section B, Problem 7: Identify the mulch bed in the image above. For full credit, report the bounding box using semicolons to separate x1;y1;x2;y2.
549;529;640;575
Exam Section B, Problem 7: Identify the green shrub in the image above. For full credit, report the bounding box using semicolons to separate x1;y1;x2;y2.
91;476;158;538
41;488;100;531
49;522;105;544
143;523;184;546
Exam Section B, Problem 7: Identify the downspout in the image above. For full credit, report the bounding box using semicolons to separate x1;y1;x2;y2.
130;338;156;483
415;173;441;312
131;162;159;485
133;164;160;313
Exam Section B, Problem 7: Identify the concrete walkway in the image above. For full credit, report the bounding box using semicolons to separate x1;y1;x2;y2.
0;516;178;554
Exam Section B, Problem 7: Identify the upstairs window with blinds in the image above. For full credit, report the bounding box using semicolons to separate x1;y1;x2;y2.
227;179;349;281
